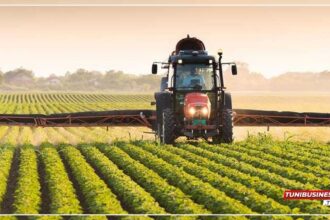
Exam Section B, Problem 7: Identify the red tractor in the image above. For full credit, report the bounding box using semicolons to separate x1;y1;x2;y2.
0;35;328;136
152;35;237;144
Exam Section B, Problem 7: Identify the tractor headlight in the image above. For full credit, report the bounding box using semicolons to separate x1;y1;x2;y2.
201;107;208;115
188;107;196;115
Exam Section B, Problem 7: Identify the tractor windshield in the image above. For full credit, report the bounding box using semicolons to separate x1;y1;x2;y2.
175;64;214;91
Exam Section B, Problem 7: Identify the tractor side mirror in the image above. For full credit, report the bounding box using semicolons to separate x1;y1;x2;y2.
231;65;238;75
152;64;158;74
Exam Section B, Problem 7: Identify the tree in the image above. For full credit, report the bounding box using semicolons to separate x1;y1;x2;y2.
0;70;3;85
3;68;35;85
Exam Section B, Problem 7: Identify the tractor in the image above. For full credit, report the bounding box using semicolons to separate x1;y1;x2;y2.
151;35;237;144
0;36;328;139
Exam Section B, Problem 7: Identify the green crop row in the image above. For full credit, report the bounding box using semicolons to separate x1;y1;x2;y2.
295;142;330;158
247;139;330;157
13;145;41;213
116;142;252;214
172;143;329;214
179;143;307;192
0;133;328;215
192;143;330;213
0;93;153;109
0;145;15;210
59;145;126;214
39;144;82;214
0;95;154;117
199;142;329;189
134;141;292;215
224;143;329;178
97;143;208;214
237;141;330;173
78;144;166;214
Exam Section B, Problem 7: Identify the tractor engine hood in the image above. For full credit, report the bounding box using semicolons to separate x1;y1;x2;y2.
184;93;211;119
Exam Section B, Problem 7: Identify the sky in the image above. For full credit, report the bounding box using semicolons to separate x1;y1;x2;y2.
1;2;330;77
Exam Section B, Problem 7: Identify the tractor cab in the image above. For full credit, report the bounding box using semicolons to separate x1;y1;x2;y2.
152;35;237;144
171;52;216;91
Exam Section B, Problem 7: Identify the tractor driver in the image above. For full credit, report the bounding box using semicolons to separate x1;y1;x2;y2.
182;66;205;89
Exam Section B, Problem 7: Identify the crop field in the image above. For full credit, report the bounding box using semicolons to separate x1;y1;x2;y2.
0;139;329;216
0;93;329;216
0;93;155;145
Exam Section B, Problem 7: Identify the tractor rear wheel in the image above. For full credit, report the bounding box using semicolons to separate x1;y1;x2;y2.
213;93;233;144
159;108;176;144
217;109;233;143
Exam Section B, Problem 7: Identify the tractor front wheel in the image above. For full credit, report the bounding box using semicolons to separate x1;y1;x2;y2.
159;108;176;144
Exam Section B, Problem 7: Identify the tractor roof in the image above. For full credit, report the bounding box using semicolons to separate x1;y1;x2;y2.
175;35;205;54
169;35;216;64
169;51;216;64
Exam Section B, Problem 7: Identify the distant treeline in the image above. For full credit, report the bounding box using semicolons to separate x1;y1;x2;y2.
0;69;160;92
0;63;329;92
225;63;330;91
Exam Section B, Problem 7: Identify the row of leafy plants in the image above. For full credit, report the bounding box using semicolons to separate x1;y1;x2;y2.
133;142;293;215
59;145;126;214
172;143;329;214
179;143;309;193
78;144;166;214
224;143;329;178
97;143;208;214
236;141;330;172
13;145;41;213
0;145;15;210
199;142;329;189
294;142;330;158
4;93;152;104
39;144;82;213
115;142;253;214
1;139;328;215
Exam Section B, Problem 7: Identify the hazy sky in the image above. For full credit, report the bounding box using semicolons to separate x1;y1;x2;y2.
1;4;330;77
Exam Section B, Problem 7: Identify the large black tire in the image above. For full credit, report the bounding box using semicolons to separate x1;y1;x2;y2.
219;109;234;143
154;92;173;143
223;92;232;110
213;93;233;144
160;108;176;144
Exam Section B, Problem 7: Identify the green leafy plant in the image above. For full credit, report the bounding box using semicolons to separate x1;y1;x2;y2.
59;145;126;214
39;143;82;214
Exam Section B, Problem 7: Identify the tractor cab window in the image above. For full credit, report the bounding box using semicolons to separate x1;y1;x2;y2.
175;64;214;91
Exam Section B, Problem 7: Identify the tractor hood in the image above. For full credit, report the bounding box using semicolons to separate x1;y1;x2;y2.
184;93;211;119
